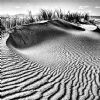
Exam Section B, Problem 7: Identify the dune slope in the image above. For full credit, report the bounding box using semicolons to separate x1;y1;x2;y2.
7;19;100;66
3;19;100;99
7;19;85;48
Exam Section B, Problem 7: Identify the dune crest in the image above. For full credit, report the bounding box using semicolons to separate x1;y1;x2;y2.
7;20;100;67
7;19;86;48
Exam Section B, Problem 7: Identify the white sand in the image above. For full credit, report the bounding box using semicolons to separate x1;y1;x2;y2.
10;27;100;68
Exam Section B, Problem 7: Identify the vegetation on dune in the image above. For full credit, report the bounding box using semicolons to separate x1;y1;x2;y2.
0;9;98;32
37;9;91;23
37;9;54;20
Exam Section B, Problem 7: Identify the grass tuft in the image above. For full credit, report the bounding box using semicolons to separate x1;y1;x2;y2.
0;9;95;32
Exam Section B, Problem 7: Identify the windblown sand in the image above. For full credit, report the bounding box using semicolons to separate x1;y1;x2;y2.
8;20;100;67
1;19;100;99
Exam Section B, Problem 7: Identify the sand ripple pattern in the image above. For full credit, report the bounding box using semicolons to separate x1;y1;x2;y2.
1;33;100;100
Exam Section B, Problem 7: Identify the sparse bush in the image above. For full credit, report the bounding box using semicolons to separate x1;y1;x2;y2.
54;9;64;19
37;9;53;20
64;12;84;23
84;13;89;21
39;9;48;20
0;9;93;31
28;11;35;23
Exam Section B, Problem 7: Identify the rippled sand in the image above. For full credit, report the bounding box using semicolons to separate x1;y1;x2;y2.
1;19;100;100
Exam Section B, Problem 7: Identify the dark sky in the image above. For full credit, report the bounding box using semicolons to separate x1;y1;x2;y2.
0;0;100;15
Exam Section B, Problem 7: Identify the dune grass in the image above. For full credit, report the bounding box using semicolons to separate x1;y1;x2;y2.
0;9;96;31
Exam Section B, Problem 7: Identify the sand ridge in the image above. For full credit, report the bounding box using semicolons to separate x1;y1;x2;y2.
7;19;100;66
0;19;100;99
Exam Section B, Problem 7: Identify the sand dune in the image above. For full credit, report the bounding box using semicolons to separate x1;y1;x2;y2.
7;19;85;48
7;19;100;66
1;19;100;99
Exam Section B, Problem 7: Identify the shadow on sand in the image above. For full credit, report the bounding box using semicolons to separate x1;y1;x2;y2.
7;19;85;49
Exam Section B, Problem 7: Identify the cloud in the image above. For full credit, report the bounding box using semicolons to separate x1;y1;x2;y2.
79;6;89;10
15;6;21;9
95;6;100;8
26;3;30;5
